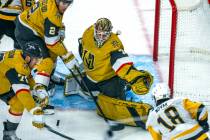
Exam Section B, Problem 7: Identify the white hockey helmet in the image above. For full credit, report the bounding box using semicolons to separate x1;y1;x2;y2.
152;83;170;101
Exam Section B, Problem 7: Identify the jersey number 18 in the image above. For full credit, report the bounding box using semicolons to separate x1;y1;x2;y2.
157;106;185;131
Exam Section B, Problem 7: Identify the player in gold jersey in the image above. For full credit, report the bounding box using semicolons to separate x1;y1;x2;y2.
77;18;153;99
0;0;35;49
146;83;209;140
0;43;47;140
14;0;79;103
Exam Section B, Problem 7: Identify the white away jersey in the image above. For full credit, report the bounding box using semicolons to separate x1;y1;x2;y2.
146;98;208;140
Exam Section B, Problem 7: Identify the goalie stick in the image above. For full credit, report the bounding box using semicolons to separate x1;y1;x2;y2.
69;67;125;132
44;124;74;140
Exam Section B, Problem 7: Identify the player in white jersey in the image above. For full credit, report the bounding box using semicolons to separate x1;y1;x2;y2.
146;83;209;140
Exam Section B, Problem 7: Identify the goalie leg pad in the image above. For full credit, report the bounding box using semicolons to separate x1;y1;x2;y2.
64;74;81;96
64;73;98;100
97;94;152;128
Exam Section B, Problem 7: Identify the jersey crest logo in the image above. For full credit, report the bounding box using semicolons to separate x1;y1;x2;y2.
82;50;94;70
8;50;15;58
28;44;36;50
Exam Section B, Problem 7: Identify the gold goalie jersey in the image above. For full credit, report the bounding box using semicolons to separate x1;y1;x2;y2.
0;50;35;111
19;0;67;56
0;0;34;20
81;25;131;82
146;98;209;140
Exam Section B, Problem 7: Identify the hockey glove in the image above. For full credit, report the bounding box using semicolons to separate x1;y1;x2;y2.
199;120;209;132
130;70;153;95
30;107;45;128
33;84;49;108
59;23;65;41
196;104;209;132
61;52;80;71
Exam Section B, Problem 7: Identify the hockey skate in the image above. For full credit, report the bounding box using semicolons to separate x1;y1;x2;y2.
42;104;55;115
3;130;21;140
3;122;21;140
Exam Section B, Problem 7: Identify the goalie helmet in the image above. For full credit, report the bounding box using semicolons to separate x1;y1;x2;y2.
152;83;170;102
94;18;113;47
57;0;73;4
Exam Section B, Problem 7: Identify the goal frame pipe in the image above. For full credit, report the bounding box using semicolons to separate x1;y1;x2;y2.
153;0;161;62
153;0;178;97
168;0;177;98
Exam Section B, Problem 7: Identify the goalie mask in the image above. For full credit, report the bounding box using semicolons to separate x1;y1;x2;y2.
56;0;73;4
152;83;170;102
94;18;113;47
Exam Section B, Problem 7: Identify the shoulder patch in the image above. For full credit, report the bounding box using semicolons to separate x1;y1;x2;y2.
111;40;121;48
56;11;62;20
8;50;15;58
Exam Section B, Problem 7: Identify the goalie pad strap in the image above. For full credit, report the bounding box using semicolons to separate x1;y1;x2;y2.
97;94;152;127
127;107;145;129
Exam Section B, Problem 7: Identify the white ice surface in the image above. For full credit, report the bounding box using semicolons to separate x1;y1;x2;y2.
0;0;155;139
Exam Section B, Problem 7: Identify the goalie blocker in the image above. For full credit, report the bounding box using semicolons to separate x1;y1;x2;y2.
63;70;100;100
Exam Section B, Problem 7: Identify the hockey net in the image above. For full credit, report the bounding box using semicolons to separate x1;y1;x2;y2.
153;0;210;107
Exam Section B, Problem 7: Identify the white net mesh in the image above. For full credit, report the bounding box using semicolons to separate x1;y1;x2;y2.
157;0;210;107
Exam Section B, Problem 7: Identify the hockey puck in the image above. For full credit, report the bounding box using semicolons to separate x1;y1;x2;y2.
56;120;60;126
106;129;113;137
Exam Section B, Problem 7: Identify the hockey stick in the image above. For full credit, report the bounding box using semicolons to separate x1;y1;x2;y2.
44;124;74;140
69;67;125;132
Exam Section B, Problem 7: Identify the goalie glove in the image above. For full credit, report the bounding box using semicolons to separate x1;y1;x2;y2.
33;84;49;108
129;70;153;95
30;107;45;128
116;63;153;95
199;120;209;132
61;52;80;70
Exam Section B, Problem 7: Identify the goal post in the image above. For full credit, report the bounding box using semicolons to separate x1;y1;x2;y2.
153;0;210;106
